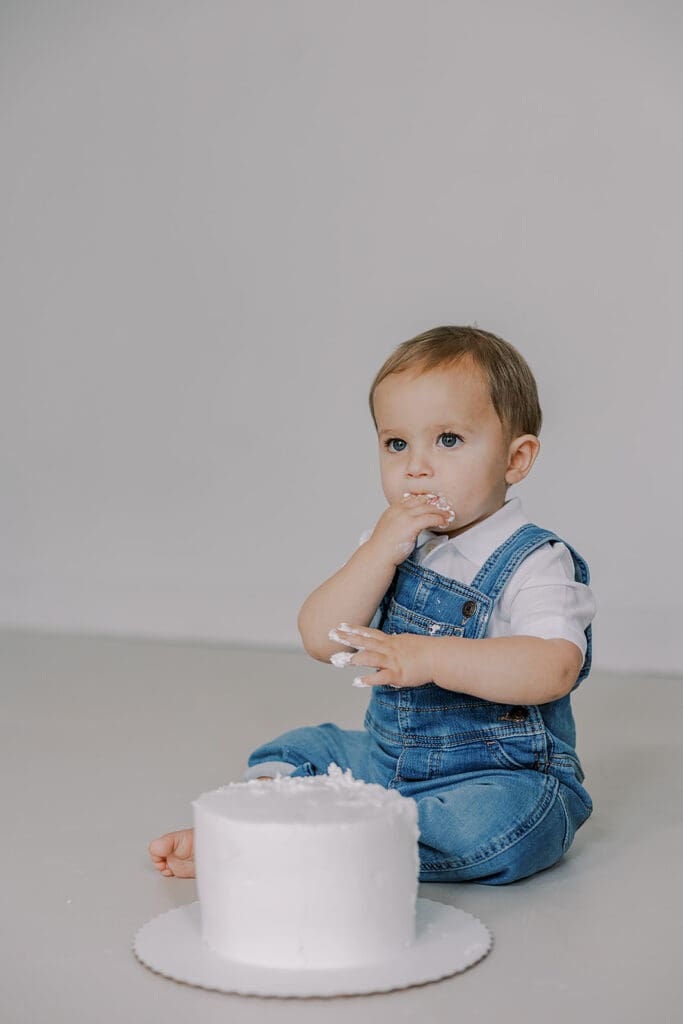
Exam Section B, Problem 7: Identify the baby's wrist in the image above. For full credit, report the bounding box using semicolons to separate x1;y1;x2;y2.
423;635;440;684
358;534;400;571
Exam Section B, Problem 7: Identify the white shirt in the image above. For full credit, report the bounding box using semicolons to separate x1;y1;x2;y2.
358;497;596;659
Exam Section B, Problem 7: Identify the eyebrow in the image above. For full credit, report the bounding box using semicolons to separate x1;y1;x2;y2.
378;423;470;438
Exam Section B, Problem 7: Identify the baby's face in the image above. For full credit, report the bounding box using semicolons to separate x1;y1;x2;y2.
373;359;513;537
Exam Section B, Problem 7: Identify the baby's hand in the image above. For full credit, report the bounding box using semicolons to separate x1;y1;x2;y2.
329;624;434;688
366;493;456;567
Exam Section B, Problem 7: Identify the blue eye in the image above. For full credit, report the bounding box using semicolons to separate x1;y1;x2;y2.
384;438;407;452
439;432;463;449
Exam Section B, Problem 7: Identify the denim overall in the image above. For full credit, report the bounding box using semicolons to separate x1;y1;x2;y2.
248;524;594;885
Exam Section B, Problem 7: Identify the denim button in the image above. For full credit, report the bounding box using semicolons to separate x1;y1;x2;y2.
462;600;477;618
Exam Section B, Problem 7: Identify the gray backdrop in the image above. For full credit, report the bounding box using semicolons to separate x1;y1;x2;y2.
1;0;680;672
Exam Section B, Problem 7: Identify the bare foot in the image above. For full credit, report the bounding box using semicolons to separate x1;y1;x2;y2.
149;778;274;878
149;828;196;878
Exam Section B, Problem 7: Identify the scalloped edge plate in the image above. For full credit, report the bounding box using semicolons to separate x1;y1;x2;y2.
133;897;492;998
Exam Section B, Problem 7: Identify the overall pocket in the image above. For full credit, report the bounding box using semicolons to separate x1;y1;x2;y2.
384;596;467;638
486;735;543;771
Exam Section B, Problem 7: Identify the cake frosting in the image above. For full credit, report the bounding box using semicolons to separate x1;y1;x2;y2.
192;764;420;970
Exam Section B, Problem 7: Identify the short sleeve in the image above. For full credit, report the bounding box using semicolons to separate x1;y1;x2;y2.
501;541;597;659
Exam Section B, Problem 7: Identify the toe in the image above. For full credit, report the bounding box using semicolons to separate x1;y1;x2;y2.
149;834;173;859
171;829;194;861
166;859;194;879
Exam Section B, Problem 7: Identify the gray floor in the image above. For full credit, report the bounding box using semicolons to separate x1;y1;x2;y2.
2;628;681;1023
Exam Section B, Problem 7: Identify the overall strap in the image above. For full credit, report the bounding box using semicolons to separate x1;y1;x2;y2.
471;524;558;602
471;523;593;686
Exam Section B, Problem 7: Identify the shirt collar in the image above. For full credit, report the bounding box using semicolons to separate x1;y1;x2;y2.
416;496;529;567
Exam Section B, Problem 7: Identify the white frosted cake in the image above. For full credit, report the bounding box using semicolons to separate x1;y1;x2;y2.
192;764;420;970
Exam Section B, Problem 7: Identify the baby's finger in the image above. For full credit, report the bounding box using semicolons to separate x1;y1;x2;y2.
402;492;456;525
330;650;355;667
330;623;383;649
337;622;376;637
357;651;386;669
330;650;383;670
352;676;371;688
415;504;455;526
352;668;394;688
401;494;435;511
403;499;450;519
336;623;385;640
328;627;365;650
334;633;385;656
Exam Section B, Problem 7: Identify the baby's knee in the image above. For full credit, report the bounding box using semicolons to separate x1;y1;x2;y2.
416;771;587;884
419;785;574;885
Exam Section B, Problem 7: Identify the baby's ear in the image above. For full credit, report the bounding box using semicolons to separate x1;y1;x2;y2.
504;434;540;485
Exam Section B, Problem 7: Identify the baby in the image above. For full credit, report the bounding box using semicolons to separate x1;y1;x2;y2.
150;325;596;885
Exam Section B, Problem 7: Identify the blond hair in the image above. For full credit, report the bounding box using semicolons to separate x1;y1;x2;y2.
369;325;542;439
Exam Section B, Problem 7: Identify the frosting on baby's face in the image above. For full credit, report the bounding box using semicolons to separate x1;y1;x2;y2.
373;359;514;538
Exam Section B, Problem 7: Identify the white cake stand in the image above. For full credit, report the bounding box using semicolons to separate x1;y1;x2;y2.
133;897;492;998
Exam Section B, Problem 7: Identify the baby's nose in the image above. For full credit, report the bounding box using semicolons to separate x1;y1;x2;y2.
406;458;433;475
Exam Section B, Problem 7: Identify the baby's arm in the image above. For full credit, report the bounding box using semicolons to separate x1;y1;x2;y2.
297;541;396;662
298;494;452;663
428;635;585;704
332;626;584;704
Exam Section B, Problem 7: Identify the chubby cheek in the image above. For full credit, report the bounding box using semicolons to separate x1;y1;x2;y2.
441;465;482;510
454;463;503;515
379;464;403;505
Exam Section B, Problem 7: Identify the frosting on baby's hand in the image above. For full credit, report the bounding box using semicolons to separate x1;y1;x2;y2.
403;492;456;525
330;650;355;667
328;624;367;650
